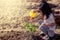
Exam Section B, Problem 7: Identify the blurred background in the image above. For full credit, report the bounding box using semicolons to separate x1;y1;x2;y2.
0;0;60;29
0;0;60;40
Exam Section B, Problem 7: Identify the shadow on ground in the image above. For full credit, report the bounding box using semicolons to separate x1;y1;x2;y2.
32;34;60;40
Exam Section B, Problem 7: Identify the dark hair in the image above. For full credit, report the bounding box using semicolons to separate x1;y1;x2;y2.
40;1;52;19
42;0;47;2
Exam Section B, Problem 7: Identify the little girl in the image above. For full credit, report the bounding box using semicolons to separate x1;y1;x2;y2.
39;0;56;40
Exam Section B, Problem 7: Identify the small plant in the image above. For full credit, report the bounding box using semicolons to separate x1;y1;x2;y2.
24;22;36;32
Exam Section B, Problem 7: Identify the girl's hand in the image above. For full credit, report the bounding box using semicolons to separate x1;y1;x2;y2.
43;24;47;26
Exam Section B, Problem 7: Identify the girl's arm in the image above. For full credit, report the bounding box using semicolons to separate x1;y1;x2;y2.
46;23;56;26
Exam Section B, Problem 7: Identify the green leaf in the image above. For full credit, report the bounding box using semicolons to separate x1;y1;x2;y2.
24;22;36;32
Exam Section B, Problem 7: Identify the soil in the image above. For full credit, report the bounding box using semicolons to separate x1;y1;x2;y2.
0;30;60;40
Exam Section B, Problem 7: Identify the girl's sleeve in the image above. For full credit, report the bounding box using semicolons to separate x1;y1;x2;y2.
49;14;55;23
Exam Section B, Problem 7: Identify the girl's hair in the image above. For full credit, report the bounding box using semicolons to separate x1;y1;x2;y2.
40;1;52;19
